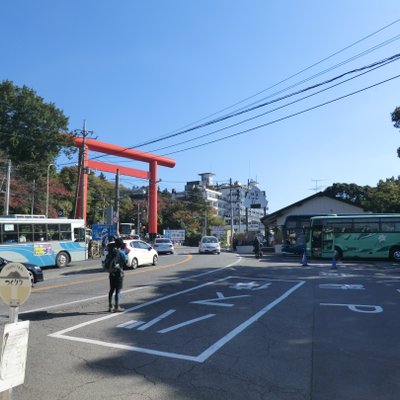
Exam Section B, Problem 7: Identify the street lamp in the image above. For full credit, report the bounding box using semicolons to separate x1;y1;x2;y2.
46;163;56;217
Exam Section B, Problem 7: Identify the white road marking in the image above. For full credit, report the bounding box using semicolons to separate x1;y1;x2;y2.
49;278;305;362
191;292;251;307
137;309;176;331
158;314;216;334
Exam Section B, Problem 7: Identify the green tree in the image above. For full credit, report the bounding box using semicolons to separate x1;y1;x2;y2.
0;80;74;181
365;178;400;213
323;183;371;208
391;106;400;157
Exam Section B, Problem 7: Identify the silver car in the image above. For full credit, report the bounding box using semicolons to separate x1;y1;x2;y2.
198;236;221;254
153;238;174;254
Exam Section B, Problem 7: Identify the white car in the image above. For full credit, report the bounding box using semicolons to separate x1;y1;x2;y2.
198;236;221;254
103;239;158;269
153;238;174;254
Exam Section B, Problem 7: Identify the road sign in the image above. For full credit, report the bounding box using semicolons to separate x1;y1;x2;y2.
92;224;117;241
163;229;185;241
0;263;31;307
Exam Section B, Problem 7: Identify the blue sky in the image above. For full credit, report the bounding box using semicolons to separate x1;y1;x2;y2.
1;1;400;212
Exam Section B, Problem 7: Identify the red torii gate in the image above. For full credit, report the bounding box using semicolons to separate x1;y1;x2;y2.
69;135;175;237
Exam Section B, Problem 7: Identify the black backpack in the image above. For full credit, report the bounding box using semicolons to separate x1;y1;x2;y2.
103;248;119;272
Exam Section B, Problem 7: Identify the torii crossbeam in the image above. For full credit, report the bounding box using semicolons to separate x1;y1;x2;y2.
69;135;175;237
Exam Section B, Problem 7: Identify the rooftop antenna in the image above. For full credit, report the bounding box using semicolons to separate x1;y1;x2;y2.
309;179;326;192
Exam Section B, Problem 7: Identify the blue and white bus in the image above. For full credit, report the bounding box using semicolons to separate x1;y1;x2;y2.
0;215;87;268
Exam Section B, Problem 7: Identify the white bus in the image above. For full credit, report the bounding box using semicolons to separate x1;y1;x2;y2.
0;215;87;268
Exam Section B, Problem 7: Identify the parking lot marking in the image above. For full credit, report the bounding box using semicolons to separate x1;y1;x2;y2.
319;284;365;290
137;309;176;331
158;313;216;334
49;277;305;362
320;303;383;313
191;292;251;307
7;257;244;319
229;282;271;290
117;320;142;328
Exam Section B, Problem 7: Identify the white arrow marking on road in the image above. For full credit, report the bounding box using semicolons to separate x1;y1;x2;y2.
191;291;251;307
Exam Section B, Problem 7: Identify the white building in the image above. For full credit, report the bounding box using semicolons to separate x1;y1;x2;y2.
183;173;221;212
177;173;268;234
217;180;267;233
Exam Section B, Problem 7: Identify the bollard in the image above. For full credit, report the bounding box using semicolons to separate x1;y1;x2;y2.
302;249;308;266
331;250;337;270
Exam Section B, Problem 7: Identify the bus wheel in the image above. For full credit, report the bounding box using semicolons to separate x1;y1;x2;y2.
56;251;69;268
390;247;400;262
334;247;343;261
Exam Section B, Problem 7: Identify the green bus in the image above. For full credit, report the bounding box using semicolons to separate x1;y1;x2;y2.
307;214;400;261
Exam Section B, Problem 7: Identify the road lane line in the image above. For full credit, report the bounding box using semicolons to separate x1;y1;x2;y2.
31;254;193;292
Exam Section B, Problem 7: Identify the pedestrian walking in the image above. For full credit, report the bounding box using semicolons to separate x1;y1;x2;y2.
107;237;126;312
253;237;262;259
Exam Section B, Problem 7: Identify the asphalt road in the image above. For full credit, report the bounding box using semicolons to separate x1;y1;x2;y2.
1;248;399;400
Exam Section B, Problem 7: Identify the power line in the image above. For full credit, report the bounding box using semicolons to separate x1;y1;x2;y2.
147;55;399;153
109;44;400;153
56;20;400;168
160;72;400;156
131;18;400;148
83;51;400;166
128;18;400;149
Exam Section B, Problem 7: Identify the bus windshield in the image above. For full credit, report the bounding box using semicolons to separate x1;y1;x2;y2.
281;215;316;255
0;215;87;268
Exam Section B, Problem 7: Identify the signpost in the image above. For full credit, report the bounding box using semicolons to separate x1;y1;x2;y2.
92;224;117;241
163;229;185;243
0;263;32;399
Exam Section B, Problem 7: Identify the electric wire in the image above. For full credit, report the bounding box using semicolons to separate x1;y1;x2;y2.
56;20;400;168
87;52;400;161
128;19;400;149
160;73;400;156
146;56;400;153
94;39;400;156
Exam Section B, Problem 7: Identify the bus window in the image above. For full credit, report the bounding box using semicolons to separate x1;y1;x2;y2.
59;224;72;241
33;224;47;241
19;223;33;243
353;220;379;233
2;223;18;243
74;227;85;242
47;224;59;241
381;219;400;232
329;221;352;233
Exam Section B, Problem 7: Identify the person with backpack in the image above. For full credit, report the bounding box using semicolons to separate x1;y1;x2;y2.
106;237;126;312
253;236;262;259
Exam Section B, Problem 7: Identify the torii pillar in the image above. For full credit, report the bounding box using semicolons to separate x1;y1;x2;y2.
69;135;175;238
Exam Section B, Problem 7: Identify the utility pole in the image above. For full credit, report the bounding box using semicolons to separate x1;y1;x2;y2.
31;179;36;216
4;160;11;216
73;121;93;221
230;178;234;250
114;168;120;234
